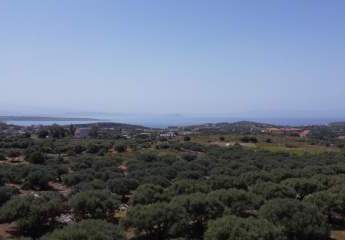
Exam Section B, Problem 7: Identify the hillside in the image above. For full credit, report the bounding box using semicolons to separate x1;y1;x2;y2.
186;121;279;134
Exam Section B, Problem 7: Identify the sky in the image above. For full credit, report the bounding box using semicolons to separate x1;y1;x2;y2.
1;0;345;118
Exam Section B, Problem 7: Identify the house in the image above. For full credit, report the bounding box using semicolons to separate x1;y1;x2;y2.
74;127;91;138
159;131;176;138
119;203;129;211
180;131;193;136
299;130;310;138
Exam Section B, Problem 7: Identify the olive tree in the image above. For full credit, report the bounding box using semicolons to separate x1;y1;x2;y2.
69;190;120;220
0;192;65;238
259;198;329;240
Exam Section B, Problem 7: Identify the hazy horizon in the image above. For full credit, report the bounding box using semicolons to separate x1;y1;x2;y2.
1;109;345;120
1;1;345;117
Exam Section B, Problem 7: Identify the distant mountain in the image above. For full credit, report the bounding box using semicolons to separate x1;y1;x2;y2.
188;121;277;128
73;122;149;130
329;121;345;127
215;121;278;128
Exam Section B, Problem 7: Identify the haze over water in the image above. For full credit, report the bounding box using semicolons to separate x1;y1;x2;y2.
4;113;343;128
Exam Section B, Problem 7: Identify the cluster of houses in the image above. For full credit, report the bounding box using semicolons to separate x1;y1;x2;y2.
73;125;153;139
158;126;195;139
0;123;35;136
5;121;338;141
73;125;196;140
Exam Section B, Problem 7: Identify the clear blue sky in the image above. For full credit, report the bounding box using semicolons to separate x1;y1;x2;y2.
1;0;345;118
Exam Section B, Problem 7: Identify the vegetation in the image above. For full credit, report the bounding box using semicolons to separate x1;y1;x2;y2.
0;121;344;239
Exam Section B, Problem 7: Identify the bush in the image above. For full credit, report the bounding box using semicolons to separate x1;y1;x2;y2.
107;178;138;199
63;171;95;186
181;153;197;162
165;179;210;197
115;144;127;153
23;168;50;190
205;215;286;240
0;186;18;206
337;144;344;149
156;143;170;149
87;144;101;154
126;202;179;239
38;129;49;138
282;178;325;199
240;136;258;143
131;184;165;205
137;153;159;162
208;189;263;216
7;150;21;158
73;179;106;193
170;192;224;238
25;151;45;164
42;219;124;240
304;191;345;223
252;182;296;200
184;136;191;141
73;145;85;154
285;143;298;148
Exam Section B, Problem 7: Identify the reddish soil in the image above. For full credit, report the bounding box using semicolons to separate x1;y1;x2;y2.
48;181;72;197
332;230;345;240
0;222;17;238
5;183;34;196
1;156;27;165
